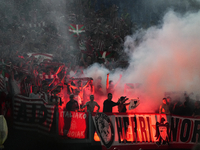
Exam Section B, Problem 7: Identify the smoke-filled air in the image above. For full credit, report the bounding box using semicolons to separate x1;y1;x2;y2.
1;0;200;113
85;9;200;113
3;0;200;149
97;10;200;113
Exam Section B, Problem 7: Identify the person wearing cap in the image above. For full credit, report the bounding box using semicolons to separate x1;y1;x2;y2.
66;94;79;111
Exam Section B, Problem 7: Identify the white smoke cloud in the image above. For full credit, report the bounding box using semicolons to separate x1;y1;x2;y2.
86;10;200;113
37;0;200;113
7;0;198;113
122;10;200;112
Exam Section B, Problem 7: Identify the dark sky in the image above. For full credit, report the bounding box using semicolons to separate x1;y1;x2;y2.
1;0;199;29
93;0;199;26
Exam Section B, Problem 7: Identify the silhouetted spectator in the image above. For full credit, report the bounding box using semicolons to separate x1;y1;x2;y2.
103;93;120;113
192;101;200;117
159;98;170;114
66;94;79;111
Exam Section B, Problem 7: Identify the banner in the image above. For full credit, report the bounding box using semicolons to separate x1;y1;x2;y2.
93;113;200;150
27;53;53;64
13;95;55;132
58;109;88;139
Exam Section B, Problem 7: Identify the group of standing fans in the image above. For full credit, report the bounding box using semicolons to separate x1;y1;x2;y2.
64;73;124;113
0;55;125;117
159;93;200;117
1;55;200;117
65;92;130;114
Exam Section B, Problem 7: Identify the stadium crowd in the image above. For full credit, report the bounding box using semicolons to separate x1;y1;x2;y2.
0;0;200;118
0;0;133;117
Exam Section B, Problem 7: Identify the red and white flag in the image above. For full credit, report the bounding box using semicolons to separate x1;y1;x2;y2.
27;53;53;64
13;95;55;132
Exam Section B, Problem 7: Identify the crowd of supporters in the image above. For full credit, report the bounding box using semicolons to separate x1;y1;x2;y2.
1;0;200;118
1;54;200;118
0;50;124;116
0;0;135;117
159;93;200;117
0;0;134;72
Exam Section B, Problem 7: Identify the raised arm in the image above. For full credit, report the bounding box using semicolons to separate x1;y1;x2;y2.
124;102;130;106
92;85;95;94
48;76;56;87
68;82;78;89
121;98;129;104
50;74;66;92
49;65;65;86
55;65;65;75
106;73;109;89
83;79;90;89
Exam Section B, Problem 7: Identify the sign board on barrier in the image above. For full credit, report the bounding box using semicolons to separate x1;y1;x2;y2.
92;113;200;150
58;109;88;139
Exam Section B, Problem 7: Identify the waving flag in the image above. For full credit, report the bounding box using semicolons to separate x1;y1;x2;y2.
13;95;55;132
27;53;53;64
69;24;85;37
